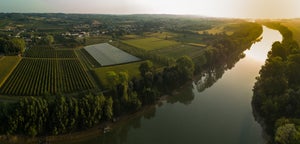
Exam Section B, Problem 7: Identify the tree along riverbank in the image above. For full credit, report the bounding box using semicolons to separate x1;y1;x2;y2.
252;22;300;144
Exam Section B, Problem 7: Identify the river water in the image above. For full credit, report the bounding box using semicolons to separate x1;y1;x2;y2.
68;26;282;144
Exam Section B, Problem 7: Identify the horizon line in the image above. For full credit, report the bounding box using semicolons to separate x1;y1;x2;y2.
0;12;299;20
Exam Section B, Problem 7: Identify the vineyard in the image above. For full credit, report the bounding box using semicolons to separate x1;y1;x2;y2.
0;59;95;96
24;46;76;58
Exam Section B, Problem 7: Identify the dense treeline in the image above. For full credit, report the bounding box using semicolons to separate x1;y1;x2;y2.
0;37;25;55
252;23;300;144
0;94;113;137
201;22;262;69
0;56;194;137
104;56;195;116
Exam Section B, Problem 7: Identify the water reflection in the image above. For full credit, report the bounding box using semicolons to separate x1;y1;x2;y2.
195;53;245;92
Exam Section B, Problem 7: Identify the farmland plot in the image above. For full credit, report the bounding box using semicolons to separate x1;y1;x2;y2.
24;46;76;58
84;43;140;66
122;37;179;51
0;59;94;96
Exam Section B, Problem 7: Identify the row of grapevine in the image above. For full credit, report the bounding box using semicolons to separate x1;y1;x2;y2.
24;46;76;58
0;59;94;96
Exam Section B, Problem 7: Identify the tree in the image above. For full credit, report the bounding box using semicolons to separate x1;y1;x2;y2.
45;35;54;45
1;38;25;55
271;41;286;60
139;60;153;78
105;97;113;120
0;38;9;53
275;124;300;144
119;72;129;102
106;71;119;89
287;54;300;87
176;56;195;81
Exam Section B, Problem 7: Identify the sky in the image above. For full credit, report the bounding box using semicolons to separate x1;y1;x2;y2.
1;0;300;18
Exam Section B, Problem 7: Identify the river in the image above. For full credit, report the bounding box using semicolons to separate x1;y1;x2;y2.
61;26;282;144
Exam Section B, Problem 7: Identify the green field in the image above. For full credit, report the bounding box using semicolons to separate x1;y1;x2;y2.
282;20;300;44
122;37;179;51
145;32;178;39
92;61;145;86
0;59;94;96
151;44;205;59
0;56;21;87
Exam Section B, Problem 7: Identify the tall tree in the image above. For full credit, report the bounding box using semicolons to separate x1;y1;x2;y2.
176;56;195;81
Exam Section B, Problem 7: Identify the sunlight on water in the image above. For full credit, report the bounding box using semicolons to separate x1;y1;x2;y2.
244;26;282;63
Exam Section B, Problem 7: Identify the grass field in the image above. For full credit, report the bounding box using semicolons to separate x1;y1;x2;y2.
92;61;145;86
0;56;21;87
122;37;179;51
0;59;94;96
198;24;235;36
282;20;300;44
122;34;141;40
85;36;111;45
151;44;205;59
145;32;177;39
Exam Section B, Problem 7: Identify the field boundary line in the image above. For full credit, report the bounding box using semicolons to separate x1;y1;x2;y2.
0;57;22;88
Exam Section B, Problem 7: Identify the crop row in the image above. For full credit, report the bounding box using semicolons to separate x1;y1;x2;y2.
0;59;94;96
25;47;76;58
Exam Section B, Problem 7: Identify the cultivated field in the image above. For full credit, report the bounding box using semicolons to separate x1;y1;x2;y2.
0;56;21;87
151;44;205;59
84;43;141;66
122;37;179;51
0;59;94;96
24;46;76;58
145;32;177;39
92;61;145;86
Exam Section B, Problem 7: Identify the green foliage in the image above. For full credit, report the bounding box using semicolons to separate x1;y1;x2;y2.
106;71;119;89
139;60;153;78
176;56;195;80
0;93;113;136
45;35;54;45
252;23;300;143
0;38;25;55
287;54;300;87
275;124;300;144
8;97;49;136
105;97;113;120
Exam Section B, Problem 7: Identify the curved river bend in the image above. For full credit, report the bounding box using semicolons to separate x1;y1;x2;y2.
65;26;282;144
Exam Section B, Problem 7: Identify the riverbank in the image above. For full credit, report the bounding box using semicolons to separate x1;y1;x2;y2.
0;93;172;144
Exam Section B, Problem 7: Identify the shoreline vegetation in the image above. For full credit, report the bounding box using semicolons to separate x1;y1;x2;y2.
0;13;262;143
252;21;300;144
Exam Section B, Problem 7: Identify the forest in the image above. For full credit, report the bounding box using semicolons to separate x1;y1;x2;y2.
252;22;300;144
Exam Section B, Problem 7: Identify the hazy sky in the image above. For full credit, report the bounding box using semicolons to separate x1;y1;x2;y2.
1;0;300;18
